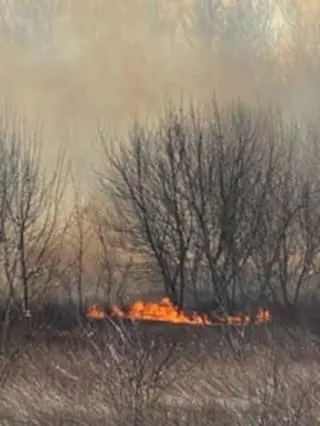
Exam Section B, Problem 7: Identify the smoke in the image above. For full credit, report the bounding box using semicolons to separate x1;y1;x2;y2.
0;0;319;193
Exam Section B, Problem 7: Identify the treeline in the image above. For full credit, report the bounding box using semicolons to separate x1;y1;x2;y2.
0;100;319;331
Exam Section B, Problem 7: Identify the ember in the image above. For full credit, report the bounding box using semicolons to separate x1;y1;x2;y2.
86;298;271;326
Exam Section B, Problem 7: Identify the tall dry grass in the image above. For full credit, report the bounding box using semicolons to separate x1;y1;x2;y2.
0;319;319;425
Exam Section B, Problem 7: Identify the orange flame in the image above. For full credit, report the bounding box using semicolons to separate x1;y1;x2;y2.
86;298;271;326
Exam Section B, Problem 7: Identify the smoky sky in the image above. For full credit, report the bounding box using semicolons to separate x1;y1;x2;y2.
0;0;319;192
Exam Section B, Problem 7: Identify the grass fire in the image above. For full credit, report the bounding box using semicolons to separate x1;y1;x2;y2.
1;1;320;424
86;298;272;326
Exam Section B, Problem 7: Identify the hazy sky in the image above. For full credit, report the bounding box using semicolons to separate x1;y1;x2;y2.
0;0;318;194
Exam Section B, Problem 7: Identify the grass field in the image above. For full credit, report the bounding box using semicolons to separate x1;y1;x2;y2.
0;302;319;425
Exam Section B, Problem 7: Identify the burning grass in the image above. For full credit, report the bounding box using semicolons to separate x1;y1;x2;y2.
86;297;272;326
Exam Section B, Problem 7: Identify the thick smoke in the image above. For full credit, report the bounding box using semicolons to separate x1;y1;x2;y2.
0;0;319;192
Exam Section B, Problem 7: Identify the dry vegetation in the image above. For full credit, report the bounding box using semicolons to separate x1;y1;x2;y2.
0;320;319;425
0;0;320;425
0;100;319;425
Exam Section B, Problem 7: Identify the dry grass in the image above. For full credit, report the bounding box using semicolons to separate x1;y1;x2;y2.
0;315;319;425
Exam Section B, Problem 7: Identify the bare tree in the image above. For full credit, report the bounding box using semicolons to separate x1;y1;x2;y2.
0;113;67;346
97;113;198;309
248;115;320;312
62;176;88;320
86;198;136;306
60;188;135;322
97;100;320;317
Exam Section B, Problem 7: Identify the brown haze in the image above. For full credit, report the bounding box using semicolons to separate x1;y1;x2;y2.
0;0;319;197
